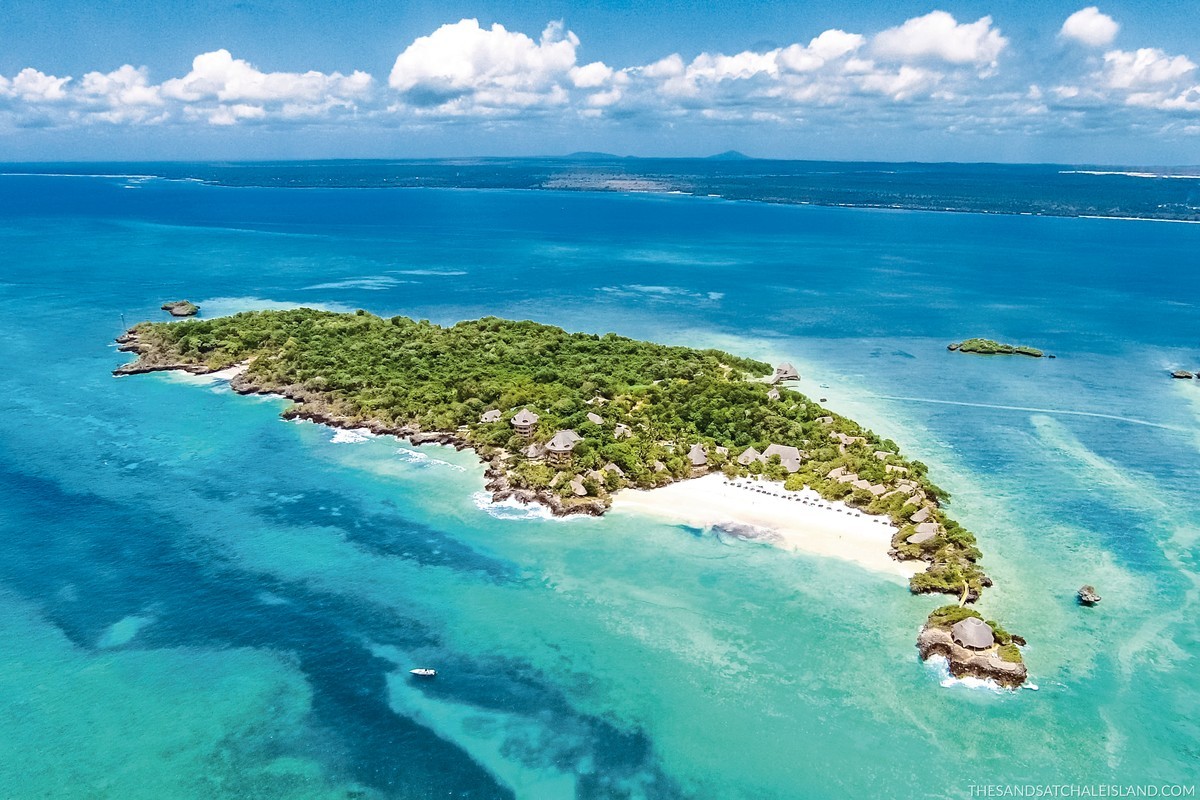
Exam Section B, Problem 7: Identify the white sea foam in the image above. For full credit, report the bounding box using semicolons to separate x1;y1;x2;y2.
395;447;466;471
923;655;1027;694
390;268;469;276
301;276;412;291
471;491;592;522
1060;170;1200;180
330;428;373;444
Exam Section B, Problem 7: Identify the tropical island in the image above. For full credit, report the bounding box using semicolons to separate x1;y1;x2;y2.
948;338;1045;357
113;308;1025;684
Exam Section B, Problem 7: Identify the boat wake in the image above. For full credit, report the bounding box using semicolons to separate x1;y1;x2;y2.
873;395;1186;432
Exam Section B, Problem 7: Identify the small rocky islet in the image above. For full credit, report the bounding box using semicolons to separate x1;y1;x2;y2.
114;308;1028;685
917;605;1028;687
161;300;199;317
948;338;1049;358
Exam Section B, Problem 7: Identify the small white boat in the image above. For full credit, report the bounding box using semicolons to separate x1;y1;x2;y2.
409;668;437;678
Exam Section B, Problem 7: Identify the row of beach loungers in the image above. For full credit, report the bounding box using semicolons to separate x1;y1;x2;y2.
722;479;888;524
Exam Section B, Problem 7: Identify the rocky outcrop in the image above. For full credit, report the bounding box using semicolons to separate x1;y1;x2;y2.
1171;370;1194;379
917;625;1027;688
1077;585;1101;606
484;464;608;517
161;300;199;317
112;330;211;376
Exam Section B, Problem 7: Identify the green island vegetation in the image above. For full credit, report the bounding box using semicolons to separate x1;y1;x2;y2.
949;338;1044;357
118;308;992;601
925;604;1023;664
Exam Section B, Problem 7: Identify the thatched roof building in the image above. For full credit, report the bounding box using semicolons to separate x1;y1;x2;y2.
738;447;763;466
511;409;540;436
951;617;995;650
763;444;804;473
774;363;800;382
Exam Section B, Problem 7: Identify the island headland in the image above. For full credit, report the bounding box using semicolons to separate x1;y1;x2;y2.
114;308;1026;684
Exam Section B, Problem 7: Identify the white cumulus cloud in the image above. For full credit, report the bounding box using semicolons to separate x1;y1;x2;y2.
162;50;370;108
872;11;1008;67
388;19;589;113
1103;48;1196;89
1060;7;1119;48
3;68;72;102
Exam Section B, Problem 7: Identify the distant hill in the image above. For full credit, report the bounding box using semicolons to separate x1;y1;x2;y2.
706;150;753;161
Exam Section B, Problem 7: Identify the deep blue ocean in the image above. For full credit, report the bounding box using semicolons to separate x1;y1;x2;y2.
0;167;1197;798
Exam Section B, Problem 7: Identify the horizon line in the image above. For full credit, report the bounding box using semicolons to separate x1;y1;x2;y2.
2;155;1200;170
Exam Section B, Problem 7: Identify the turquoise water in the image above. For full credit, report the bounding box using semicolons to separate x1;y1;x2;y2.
0;174;1197;798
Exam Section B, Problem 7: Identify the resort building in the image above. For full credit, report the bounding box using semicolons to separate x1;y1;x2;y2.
951;617;995;650
910;507;932;524
521;443;546;460
687;443;708;474
603;462;625;477
614;423;632;439
569;477;588;497
913;522;939;538
762;443;804;473
767;388;780;401
906;528;936;545
479;409;502;423
832;432;867;448
773;363;800;382
545;430;582;463
737;446;762;466
511;409;540;437
586;412;604;425
817;416;834;425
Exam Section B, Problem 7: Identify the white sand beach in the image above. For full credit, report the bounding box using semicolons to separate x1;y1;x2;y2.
161;362;248;384
611;474;921;579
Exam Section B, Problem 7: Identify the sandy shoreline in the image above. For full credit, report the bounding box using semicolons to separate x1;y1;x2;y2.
612;474;921;579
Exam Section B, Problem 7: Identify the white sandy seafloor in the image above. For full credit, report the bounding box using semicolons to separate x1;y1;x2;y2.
611;473;921;579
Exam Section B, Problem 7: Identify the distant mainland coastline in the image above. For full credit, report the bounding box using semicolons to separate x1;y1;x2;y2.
114;308;1026;685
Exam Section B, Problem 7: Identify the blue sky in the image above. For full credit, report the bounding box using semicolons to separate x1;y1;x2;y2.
1;0;1198;163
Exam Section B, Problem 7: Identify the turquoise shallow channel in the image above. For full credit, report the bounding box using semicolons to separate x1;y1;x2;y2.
0;171;1197;798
